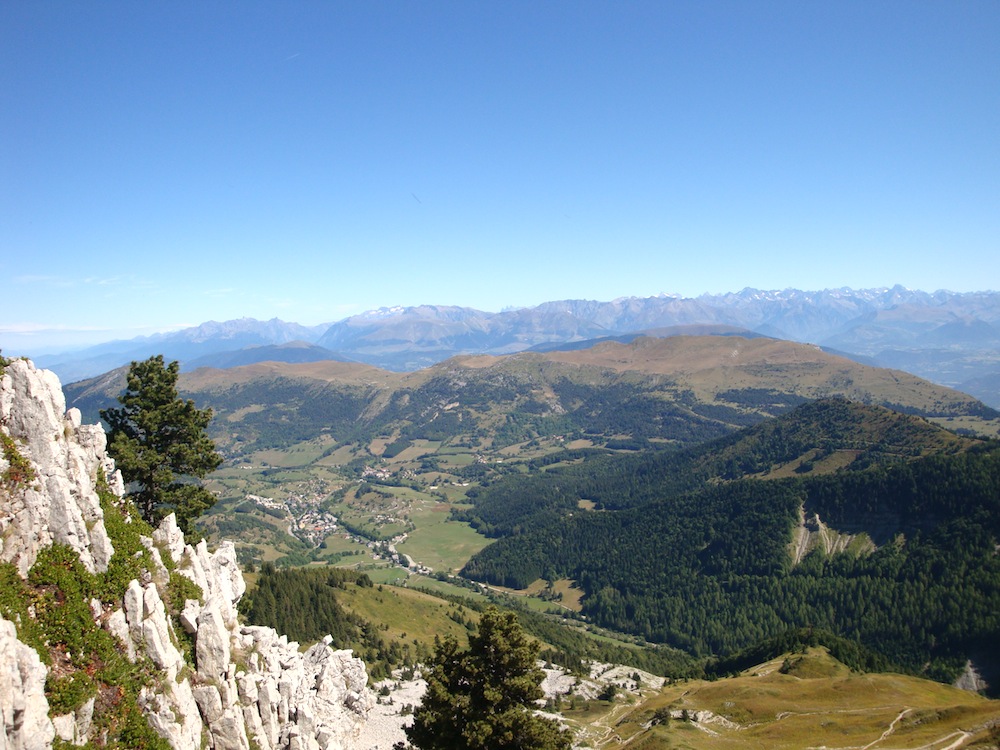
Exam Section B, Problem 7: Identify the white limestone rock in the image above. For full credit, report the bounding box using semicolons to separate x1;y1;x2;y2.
179;598;201;635
140;678;204;750
196;597;233;685
105;607;136;660
152;512;187;563
0;359;113;576
0;616;55;750
51;696;95;746
140;583;186;679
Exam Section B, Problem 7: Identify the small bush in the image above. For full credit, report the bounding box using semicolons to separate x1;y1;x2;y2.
46;671;97;715
166;571;203;614
1;431;36;488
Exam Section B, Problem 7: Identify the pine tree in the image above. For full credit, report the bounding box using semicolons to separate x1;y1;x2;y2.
101;355;221;535
402;606;571;750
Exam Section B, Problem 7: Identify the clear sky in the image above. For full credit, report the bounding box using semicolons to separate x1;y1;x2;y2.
2;1;998;354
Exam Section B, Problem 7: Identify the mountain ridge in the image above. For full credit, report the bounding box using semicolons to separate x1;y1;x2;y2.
26;286;1000;408
63;335;999;465
458;400;1000;684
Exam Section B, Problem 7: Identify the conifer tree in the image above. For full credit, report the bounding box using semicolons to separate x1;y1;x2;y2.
402;606;571;750
101;355;221;535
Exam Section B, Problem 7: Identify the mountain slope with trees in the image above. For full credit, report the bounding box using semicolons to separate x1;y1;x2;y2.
460;408;1000;687
454;399;983;537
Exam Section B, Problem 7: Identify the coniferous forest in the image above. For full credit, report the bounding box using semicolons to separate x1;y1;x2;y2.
460;402;1000;685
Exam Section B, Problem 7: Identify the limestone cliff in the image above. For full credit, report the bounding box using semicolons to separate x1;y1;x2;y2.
0;358;373;750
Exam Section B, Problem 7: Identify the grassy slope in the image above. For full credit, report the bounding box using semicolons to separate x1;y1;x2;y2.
396;500;491;573
540;336;990;415
611;648;1000;749
332;582;478;653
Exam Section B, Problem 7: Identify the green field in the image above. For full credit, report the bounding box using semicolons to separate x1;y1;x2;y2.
397;501;491;573
335;582;478;651
252;436;338;467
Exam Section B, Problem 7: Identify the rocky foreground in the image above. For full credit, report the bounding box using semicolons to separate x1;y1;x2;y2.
0;358;373;750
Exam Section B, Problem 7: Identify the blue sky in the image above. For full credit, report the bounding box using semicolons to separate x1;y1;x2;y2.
2;1;998;354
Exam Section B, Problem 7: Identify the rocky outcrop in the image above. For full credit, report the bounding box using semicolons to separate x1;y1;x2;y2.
0;359;373;750
0;359;115;576
0;616;54;750
789;504;875;566
954;660;990;694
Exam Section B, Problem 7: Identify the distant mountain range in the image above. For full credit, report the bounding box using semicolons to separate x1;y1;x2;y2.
32;286;1000;406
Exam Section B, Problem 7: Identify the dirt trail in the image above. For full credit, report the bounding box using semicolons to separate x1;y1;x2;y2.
587;700;636;748
861;708;912;749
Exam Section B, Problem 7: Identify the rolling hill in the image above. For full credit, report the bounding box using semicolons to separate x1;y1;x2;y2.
453;398;987;538
63;334;998;458
614;646;1000;749
57;334;1000;693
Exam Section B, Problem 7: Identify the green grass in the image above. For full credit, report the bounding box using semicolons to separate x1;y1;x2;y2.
317;532;366;556
253;437;336;467
315;443;362;466
350;565;409;583
429;483;474;502
384;439;443;463
334;580;477;654
930;415;1000;439
435;452;476;468
397;503;491;573
402;574;494;603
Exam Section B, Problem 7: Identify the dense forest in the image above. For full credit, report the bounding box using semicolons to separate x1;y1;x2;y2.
460;404;1000;685
456;399;979;537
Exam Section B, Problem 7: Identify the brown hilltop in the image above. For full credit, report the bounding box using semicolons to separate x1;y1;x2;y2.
172;335;990;427
181;359;403;389
434;336;986;418
542;335;890;374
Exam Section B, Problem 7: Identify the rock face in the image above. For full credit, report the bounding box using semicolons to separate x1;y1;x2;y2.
0;359;373;750
0;616;54;750
0;359;115;576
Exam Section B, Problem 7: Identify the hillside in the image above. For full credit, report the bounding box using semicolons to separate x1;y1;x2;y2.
7;355;1000;750
455;398;985;537
55;339;1000;694
64;334;998;458
613;647;1000;749
460;414;1000;686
